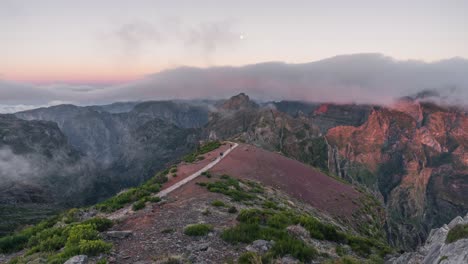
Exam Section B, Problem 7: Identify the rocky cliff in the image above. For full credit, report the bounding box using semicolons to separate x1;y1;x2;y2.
325;100;468;250
388;213;468;264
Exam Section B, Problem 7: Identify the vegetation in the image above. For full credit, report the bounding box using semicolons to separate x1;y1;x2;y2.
202;171;212;178
220;207;390;262
446;224;468;243
183;141;221;163
2;217;112;263
198;174;257;201
211;200;226;207
95;173;163;213
238;252;263;264
184;223;213;236
0;215;61;253
132;199;147;211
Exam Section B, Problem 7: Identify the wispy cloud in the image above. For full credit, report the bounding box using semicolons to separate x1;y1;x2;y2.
104;18;239;63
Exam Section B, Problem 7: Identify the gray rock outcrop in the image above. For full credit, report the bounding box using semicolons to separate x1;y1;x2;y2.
387;213;468;264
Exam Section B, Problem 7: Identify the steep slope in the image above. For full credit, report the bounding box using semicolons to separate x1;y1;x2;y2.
325;101;468;250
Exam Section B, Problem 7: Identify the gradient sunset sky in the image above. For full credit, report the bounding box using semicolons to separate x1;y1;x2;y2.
2;0;467;84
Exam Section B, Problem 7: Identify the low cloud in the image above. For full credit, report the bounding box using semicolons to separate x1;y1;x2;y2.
1;54;468;112
0;147;33;182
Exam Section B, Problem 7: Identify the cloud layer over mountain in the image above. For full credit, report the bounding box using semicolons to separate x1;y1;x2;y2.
1;54;467;112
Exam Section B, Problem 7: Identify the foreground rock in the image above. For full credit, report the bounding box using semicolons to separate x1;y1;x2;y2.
387;213;468;264
64;255;88;264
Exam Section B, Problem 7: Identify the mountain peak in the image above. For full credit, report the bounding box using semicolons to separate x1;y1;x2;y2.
221;93;258;110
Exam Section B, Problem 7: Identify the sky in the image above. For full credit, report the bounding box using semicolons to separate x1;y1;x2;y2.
1;0;468;85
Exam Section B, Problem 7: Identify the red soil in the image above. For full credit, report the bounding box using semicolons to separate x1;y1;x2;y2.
210;144;362;219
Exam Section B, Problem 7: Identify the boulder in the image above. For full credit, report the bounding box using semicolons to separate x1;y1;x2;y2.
246;240;274;253
64;255;88;264
286;225;309;240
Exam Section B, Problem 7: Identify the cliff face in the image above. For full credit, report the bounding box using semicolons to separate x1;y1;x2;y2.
388;213;468;264
325;101;468;249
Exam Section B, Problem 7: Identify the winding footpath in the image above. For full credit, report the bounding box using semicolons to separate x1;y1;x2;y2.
156;142;239;197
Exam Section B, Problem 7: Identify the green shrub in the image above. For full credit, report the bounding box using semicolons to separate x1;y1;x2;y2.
132;199;146;211
170;167;178;173
96;259;108;264
237;209;271;225
446;224;468;243
81;218;113;232
238;251;263;264
0;233;32;253
184;141;221;163
296;215;346;243
79;239;112;255
270;236;317;262
66;224;99;245
221;223;260;244
63;208;79;224
346;235;373;256
263;200;279;210
148;196;162;203
202;171;212;178
228;206;238;214
0;216;60;253
211;200;226;207
184;224;213;236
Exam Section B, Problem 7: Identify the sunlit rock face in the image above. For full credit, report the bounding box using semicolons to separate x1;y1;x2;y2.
325;101;468;250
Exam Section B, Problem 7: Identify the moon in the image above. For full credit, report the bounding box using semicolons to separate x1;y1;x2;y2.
239;34;245;40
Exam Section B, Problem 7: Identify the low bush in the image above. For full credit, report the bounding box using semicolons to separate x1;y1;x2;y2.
221;223;260;244
0;215;60;253
79;239;112;256
238;251;263;264
446;224;468;243
270;236;318;262
183;141;221;163
211;200;225;207
132;199;146;211
228;206;238;214
184;223;213;236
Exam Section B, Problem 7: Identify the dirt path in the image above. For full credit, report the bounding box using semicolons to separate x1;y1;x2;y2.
156;142;238;197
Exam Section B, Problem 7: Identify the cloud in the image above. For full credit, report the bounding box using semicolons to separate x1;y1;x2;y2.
1;54;468;112
185;20;240;63
0;147;33;182
113;20;162;57
105;19;239;63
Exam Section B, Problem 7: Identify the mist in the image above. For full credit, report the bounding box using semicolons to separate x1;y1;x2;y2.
1;54;468;112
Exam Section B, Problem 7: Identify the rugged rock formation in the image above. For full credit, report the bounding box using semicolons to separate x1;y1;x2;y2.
388;213;468;264
325;100;468;249
309;103;372;133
